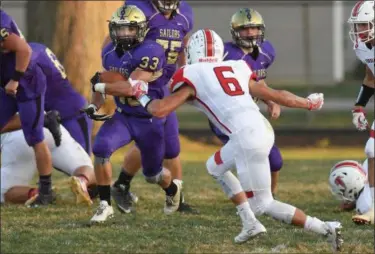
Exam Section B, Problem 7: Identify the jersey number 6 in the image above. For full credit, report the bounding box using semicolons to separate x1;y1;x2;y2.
213;66;244;96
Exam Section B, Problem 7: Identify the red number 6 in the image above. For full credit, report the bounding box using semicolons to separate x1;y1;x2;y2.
213;66;244;96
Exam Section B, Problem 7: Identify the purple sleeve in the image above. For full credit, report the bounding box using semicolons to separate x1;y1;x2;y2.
0;10;13;41
132;41;166;72
223;42;243;61
261;41;276;68
179;1;194;33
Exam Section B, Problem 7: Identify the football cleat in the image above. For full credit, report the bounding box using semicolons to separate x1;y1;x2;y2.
111;184;138;214
70;176;93;206
177;192;199;214
164;179;182;215
234;220;267;244
90;200;114;223
324;221;344;252
352;205;374;225
26;191;56;208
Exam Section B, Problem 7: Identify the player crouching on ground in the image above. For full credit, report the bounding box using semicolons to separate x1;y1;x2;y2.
329;160;373;224
0;111;96;206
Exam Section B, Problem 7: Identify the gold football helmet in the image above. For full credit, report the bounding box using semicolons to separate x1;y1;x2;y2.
230;8;265;49
109;5;148;50
152;0;180;14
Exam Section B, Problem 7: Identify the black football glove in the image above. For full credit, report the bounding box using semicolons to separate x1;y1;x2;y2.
81;104;112;121
90;72;101;93
44;110;62;147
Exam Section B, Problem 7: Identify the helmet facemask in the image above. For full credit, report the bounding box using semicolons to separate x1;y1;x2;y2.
349;20;375;44
152;0;180;14
109;21;147;51
231;25;265;49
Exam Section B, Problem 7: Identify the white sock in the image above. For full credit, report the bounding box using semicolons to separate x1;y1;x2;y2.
236;202;257;226
371;187;374;204
304;216;328;235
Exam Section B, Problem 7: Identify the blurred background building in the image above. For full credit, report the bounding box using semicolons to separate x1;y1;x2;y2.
2;1;373;146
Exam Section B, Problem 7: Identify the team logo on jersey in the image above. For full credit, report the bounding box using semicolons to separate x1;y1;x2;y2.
334;175;346;189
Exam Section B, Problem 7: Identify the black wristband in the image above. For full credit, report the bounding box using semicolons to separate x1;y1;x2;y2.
355;84;374;107
12;70;25;81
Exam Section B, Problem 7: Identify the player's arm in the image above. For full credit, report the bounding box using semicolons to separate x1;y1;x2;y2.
1;30;31;74
102;35;111;50
177;34;190;67
354;65;374;109
351;65;374;130
133;81;194;118
248;79;323;110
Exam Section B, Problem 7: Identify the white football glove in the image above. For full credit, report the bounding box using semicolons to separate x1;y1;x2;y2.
306;93;324;111
352;107;368;131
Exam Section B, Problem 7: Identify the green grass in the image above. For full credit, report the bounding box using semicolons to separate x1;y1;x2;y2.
176;110;375;129
1;148;374;253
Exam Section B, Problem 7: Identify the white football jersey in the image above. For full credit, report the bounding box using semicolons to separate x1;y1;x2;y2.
354;41;375;75
170;60;260;136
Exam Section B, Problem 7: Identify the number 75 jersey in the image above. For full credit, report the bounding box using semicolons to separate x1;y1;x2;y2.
169;60;259;136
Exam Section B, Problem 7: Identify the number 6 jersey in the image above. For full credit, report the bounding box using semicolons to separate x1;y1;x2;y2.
169;60;259;136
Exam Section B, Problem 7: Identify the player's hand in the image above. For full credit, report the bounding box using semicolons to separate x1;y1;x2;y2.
90;72;101;93
81;104;112;121
267;102;281;120
306;93;324;111
44;110;62;147
5;80;19;96
352;107;368;131
132;80;148;100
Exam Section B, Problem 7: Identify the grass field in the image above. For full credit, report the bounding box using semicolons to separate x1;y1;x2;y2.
1;140;374;253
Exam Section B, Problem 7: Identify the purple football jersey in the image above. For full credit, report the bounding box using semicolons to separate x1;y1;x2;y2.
28;43;86;120
224;40;276;80
102;40;167;117
126;0;194;80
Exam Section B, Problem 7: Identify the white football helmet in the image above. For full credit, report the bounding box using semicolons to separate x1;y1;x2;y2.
347;1;374;44
329;160;367;202
186;29;224;65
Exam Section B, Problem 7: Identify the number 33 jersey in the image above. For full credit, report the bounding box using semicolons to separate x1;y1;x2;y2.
126;0;194;80
169;60;259;136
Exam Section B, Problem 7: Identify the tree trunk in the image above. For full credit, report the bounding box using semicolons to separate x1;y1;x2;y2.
27;1;123;133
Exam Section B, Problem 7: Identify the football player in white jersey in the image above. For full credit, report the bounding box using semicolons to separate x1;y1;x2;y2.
1;111;96;206
329;160;373;221
125;29;343;250
347;0;374;225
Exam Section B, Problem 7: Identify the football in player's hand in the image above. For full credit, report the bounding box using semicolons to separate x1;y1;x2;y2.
99;71;127;83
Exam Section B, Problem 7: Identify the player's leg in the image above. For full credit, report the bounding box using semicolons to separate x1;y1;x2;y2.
353;122;374;224
111;144;141;213
135;117;181;215
61;113;93;154
1;130;39;204
90;112;132;222
0;91;18;132
16;69;54;206
51;127;96;206
163;112;197;213
236;119;343;251
206;140;265;243
268;144;283;196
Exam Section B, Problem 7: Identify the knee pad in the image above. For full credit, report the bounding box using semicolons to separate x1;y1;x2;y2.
247;189;274;216
164;135;180;159
144;169;164;184
94;157;110;165
92;137;112;159
248;190;296;224
25;128;45;147
365;138;374;158
269;145;283;172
